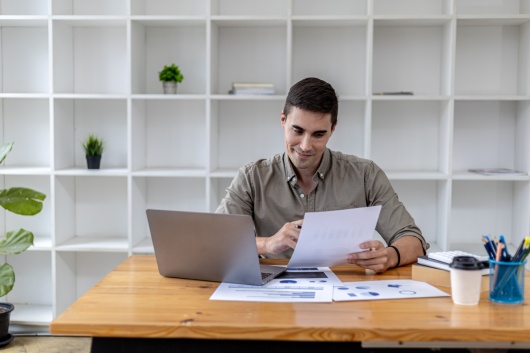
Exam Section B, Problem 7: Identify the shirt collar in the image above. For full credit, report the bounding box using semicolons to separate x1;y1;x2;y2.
283;149;330;186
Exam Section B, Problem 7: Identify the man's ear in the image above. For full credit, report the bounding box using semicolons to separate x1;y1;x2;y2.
281;110;286;125
331;121;337;134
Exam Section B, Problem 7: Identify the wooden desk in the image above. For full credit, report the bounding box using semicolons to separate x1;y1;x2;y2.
51;255;530;353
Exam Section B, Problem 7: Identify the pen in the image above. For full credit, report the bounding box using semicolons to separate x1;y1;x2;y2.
499;235;510;261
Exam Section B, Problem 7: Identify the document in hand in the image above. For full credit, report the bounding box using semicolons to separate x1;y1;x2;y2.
287;206;382;268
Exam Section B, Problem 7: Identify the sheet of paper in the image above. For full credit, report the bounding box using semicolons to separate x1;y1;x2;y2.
288;206;382;268
210;278;333;302
333;280;450;301
210;267;338;302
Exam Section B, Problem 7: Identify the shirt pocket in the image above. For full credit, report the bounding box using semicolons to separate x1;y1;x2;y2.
320;204;364;212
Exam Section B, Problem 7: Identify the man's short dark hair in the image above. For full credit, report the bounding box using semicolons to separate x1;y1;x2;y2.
283;77;339;126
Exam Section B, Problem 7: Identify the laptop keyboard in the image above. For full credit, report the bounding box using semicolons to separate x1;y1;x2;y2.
261;272;273;280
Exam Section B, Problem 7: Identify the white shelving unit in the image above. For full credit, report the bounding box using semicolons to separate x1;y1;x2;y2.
0;0;529;327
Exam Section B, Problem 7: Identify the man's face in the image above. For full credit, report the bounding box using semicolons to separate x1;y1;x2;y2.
281;107;335;175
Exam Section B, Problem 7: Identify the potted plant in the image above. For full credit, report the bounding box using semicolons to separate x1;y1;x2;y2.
158;63;184;94
0;142;46;346
82;133;105;169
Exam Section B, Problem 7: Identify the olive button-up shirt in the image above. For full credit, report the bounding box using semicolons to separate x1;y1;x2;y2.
216;149;428;258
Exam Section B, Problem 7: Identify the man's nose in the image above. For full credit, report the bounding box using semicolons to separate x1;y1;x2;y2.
299;134;311;151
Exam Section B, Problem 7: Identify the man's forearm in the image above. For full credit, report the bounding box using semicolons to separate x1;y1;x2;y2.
256;237;269;255
389;236;425;267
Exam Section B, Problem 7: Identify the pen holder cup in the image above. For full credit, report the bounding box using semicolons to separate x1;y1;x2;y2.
488;260;526;304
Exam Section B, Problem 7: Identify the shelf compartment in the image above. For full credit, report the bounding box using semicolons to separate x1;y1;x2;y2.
54;175;128;248
0;0;48;15
452;100;529;174
10;304;52;326
371;100;451;174
211;22;287;95
211;100;284;170
132;238;154;254
130;176;208;249
0;98;50;167
373;21;453;96
54;98;127;170
131;99;207;171
327;101;366;157
54;251;128;317
390;180;450;251
52;20;127;94
5;251;52;324
2;175;51;243
55;236;129;252
0;25;48;93
292;23;368;97
450;180;530;249
52;0;127;16
131;0;207;16
457;0;530;15
211;0;287;17
455;20;530;95
373;0;452;16
292;0;366;16
131;20;207;95
209;176;232;212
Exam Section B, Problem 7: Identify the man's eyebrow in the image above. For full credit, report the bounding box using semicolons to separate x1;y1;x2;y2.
292;124;328;134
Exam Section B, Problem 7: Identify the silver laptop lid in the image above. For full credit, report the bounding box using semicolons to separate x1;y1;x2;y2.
146;209;283;285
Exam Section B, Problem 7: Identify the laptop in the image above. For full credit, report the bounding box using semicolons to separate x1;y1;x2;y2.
146;209;286;285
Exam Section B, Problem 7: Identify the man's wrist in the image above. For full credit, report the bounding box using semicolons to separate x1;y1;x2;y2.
387;245;400;269
256;237;268;255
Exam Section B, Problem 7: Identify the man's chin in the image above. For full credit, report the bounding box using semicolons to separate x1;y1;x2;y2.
292;158;314;170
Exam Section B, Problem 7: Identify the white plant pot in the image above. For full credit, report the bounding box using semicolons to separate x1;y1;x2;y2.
162;82;177;94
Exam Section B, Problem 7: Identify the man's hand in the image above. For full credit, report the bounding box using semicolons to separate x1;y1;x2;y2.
256;221;303;255
346;240;393;273
347;236;424;273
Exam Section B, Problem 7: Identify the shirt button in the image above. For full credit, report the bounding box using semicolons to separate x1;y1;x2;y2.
300;194;305;198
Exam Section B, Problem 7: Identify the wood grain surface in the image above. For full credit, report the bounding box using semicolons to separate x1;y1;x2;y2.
50;255;530;344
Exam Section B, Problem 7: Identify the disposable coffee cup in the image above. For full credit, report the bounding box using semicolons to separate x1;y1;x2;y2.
449;256;485;305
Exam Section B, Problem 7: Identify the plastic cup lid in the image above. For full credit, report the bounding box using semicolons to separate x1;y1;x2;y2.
449;256;485;270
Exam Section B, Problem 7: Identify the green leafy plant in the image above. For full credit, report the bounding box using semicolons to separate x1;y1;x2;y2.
0;142;46;297
158;63;184;83
82;134;105;157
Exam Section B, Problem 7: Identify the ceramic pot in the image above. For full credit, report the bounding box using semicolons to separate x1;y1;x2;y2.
0;303;14;347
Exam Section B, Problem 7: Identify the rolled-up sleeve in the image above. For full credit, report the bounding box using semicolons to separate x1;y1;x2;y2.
365;161;428;253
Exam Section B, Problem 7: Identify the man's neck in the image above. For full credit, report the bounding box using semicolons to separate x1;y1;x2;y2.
294;168;317;195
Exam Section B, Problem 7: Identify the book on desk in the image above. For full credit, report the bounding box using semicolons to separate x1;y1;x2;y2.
417;255;489;275
413;252;490;291
411;263;490;291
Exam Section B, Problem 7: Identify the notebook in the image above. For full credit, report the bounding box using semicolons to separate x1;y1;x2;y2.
146;209;286;285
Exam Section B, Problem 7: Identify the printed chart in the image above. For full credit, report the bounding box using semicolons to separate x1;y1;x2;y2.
333;280;449;301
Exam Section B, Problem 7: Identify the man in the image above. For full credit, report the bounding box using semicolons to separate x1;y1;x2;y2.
216;77;428;273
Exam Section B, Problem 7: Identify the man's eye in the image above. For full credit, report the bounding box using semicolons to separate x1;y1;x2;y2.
314;133;325;138
293;129;303;134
